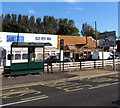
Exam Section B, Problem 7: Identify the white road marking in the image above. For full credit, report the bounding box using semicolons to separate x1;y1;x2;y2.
88;82;120;90
1;96;48;107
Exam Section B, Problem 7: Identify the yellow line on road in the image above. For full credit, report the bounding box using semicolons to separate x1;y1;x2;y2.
50;83;80;88
65;87;84;92
1;87;41;99
91;78;113;83
21;95;47;101
1;82;43;90
57;85;81;89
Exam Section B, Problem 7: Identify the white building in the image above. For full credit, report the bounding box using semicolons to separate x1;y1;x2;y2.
0;32;60;66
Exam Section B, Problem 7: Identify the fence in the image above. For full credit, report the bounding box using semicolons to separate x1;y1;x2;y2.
44;59;120;72
0;59;120;75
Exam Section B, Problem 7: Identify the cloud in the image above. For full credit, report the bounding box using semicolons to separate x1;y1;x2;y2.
70;7;84;11
64;0;80;2
29;10;35;14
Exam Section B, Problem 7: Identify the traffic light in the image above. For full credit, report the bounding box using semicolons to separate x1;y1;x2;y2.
60;39;64;50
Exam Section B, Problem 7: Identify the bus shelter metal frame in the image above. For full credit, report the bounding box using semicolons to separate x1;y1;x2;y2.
10;42;52;75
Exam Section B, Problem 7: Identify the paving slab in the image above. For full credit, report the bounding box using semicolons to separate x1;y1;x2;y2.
1;69;119;89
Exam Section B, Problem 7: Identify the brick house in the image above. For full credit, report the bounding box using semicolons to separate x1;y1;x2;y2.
57;35;98;61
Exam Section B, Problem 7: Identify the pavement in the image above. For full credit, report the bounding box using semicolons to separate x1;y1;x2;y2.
1;68;119;90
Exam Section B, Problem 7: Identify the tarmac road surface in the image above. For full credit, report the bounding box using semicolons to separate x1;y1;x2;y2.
1;73;119;107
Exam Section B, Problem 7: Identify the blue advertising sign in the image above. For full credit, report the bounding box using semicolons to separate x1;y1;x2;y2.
35;37;51;41
35;37;40;40
7;35;24;42
47;37;51;40
41;37;46;40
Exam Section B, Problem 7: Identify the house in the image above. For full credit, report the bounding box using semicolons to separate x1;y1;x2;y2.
57;35;98;61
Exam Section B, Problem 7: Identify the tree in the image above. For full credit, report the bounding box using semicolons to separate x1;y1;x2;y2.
2;14;12;32
43;16;49;34
35;17;42;33
57;18;80;36
42;16;58;34
22;15;29;33
57;23;70;35
28;16;35;33
18;14;24;32
81;23;100;40
48;16;58;34
71;26;80;36
68;20;74;27
10;14;18;32
2;14;80;36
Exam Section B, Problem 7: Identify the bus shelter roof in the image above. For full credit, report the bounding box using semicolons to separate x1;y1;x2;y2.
11;42;52;47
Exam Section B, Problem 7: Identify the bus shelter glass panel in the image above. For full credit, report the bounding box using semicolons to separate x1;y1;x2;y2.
35;47;44;62
10;47;28;75
12;47;28;63
28;47;43;62
27;47;44;74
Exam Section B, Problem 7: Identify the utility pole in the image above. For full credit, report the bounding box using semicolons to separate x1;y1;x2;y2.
95;21;97;48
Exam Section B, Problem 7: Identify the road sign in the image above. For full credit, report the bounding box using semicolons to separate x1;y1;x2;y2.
99;31;116;47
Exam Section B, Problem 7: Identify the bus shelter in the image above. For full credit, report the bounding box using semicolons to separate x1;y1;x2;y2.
9;42;52;75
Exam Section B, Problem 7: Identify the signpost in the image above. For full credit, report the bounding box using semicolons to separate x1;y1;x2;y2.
100;31;116;70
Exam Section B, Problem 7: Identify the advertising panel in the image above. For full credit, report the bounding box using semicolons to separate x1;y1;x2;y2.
99;31;116;47
7;35;24;42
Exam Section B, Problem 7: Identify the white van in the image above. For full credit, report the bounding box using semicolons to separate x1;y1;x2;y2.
92;51;113;60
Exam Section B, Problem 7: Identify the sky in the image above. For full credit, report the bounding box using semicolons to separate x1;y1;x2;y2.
1;1;118;36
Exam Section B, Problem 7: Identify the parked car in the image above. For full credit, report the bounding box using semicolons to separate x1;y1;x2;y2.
45;56;70;63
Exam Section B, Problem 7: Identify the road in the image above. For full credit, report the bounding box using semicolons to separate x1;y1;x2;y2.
1;74;119;107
